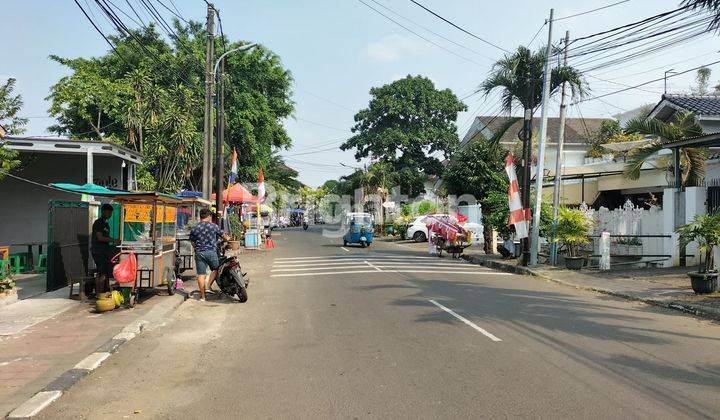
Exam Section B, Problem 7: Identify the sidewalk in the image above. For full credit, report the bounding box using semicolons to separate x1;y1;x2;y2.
0;284;187;418
461;249;720;321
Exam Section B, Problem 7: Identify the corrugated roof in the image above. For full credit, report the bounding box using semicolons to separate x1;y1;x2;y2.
663;94;720;116
469;116;610;145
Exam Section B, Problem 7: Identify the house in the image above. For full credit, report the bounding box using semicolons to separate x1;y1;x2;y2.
648;94;720;133
0;136;142;253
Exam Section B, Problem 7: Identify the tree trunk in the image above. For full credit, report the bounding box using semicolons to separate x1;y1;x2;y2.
483;225;493;254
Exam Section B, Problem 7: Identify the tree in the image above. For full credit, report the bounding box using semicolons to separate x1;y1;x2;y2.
685;1;720;29
0;78;27;179
341;75;467;196
691;67;712;95
624;111;705;187
47;22;294;192
480;46;586;116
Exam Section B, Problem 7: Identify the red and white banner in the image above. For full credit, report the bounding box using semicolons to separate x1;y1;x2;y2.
505;155;529;239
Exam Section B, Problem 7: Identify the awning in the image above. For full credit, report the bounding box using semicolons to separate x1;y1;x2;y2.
51;182;132;196
212;183;257;203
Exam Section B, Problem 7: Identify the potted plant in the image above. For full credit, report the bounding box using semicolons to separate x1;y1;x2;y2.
227;213;244;249
556;206;592;270
676;213;720;294
0;276;17;307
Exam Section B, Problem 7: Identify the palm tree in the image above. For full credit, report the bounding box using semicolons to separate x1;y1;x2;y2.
684;1;720;29
624;111;706;187
480;46;587;115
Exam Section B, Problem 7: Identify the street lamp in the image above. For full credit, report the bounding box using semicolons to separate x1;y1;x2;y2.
213;43;257;217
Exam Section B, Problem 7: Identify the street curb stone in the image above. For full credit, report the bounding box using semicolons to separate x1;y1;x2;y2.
461;255;720;322
7;292;187;418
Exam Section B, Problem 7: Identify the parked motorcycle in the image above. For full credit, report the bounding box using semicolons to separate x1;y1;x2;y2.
215;244;249;302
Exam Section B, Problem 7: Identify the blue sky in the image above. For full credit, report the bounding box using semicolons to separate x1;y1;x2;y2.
2;0;719;186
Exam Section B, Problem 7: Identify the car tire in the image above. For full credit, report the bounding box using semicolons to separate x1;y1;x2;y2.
413;231;426;243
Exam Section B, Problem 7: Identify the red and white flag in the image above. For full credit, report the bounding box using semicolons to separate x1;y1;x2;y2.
257;168;265;203
505;155;529;239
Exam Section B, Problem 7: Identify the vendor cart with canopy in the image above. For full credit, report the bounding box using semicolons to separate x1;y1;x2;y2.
113;193;182;302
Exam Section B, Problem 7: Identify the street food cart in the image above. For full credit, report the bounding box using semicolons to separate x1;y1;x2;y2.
175;196;212;275
114;193;182;303
425;215;472;258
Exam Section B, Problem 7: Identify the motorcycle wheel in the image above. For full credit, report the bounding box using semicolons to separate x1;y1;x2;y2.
361;241;367;248
231;269;248;303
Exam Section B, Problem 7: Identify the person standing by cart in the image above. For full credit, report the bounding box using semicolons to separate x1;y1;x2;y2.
91;204;117;297
190;209;230;301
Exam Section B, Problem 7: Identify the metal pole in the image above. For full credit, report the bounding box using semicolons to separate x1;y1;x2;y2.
530;8;554;267
550;30;570;266
202;3;215;200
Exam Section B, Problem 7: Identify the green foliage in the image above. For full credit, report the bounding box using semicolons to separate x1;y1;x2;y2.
392;216;412;239
0;277;15;293
555;207;592;257
47;22;294;192
341;75;467;196
624;111;705;186
0;78;27;180
676;213;720;273
481;190;512;237
227;212;244;240
481;46;587;114
585;119;644;158
416;200;437;215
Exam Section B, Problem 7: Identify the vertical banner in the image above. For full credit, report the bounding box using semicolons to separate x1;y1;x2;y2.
505;155;529;239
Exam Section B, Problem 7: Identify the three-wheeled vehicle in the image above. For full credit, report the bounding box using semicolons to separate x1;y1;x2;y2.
343;212;374;247
175;195;212;276
114;193;182;303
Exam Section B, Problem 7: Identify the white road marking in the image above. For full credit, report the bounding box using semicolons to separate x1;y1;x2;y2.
274;255;440;261
272;261;477;269
428;300;502;342
341;247;350;252
271;270;510;277
364;260;382;272
8;391;63;418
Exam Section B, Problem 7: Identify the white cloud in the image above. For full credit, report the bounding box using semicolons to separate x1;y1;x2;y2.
364;34;429;62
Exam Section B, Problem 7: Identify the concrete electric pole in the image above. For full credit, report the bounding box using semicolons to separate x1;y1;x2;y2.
202;3;215;200
529;8;554;267
549;30;571;266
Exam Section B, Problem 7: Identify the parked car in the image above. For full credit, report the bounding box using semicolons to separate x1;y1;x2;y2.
407;214;447;242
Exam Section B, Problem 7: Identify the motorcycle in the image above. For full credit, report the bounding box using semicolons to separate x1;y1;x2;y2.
215;243;249;302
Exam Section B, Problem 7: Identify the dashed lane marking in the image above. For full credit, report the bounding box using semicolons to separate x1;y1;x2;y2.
271;270;512;278
429;300;502;342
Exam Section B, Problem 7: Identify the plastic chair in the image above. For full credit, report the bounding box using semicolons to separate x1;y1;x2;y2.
9;254;26;274
36;254;48;273
0;259;10;279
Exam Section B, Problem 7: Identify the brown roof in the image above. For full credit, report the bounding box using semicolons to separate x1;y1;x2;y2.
470;116;611;145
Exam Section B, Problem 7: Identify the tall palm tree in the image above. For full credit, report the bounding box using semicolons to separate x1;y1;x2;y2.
684;1;720;29
480;46;587;115
624;111;706;187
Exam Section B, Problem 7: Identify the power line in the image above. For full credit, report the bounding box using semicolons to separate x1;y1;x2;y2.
366;0;494;61
408;0;509;53
356;0;486;67
296;88;355;112
554;0;631;22
296;118;351;132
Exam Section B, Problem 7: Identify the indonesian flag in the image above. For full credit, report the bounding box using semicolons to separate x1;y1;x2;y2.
257;168;265;203
505;155;529;239
229;149;238;184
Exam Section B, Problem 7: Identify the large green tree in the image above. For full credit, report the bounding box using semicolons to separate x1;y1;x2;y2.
47;22;294;192
0;78;27;179
341;75;467;196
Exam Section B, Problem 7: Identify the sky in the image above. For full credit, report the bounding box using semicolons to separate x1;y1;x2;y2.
2;0;720;187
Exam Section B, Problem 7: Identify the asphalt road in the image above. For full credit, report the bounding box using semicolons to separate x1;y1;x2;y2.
40;227;720;419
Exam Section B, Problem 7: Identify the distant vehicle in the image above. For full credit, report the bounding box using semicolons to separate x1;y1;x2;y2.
343;212;374;247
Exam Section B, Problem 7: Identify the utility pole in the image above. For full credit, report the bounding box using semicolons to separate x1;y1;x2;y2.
529;8;554;267
215;58;225;217
202;3;215;200
550;30;570;266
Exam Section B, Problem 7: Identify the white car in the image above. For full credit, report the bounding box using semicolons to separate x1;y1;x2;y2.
406;214;483;245
406;214;446;242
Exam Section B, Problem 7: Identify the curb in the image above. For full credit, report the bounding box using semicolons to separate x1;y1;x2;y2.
7;291;187;419
461;255;720;322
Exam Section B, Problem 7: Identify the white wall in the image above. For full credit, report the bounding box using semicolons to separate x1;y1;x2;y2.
0;153;124;255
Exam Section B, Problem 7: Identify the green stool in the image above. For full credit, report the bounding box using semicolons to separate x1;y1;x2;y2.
36;254;48;273
8;254;27;274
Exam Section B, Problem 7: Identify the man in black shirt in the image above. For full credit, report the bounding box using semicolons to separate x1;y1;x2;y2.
91;204;116;295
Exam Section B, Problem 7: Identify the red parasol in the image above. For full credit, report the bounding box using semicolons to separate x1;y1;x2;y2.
212;183;257;203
